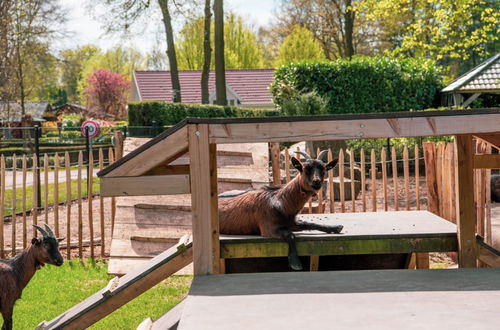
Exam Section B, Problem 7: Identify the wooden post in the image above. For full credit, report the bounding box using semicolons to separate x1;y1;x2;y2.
99;148;105;258
32;154;38;238
77;151;83;259
113;131;124;160
455;134;477;268
391;147;398;211
88;151;94;259
44;153;49;224
0;156;5;258
371;149;377;212
381;147;388;211
108;148;116;232
22;155;27;248
339;149;345;212
349;149;356;212
54;153;59;237
65;152;72;260
423;142;439;215
11;154;16;256
188;124;220;275
403;145;410;210
271;142;281;186
328;149;335;213
415;144;420;210
284;147;291;183
360;149;366;212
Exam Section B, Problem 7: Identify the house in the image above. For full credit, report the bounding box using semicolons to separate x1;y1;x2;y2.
52;103;115;120
442;53;500;107
0;101;52;125
130;69;275;109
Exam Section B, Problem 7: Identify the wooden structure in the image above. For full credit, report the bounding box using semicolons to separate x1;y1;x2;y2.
99;109;500;274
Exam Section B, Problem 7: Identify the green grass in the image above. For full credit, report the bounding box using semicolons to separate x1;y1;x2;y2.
3;178;100;217
10;259;192;329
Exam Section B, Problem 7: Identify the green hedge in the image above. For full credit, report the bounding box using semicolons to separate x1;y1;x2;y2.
128;102;279;126
271;56;443;115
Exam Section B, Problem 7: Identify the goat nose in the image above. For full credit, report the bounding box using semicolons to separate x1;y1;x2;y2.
312;179;321;185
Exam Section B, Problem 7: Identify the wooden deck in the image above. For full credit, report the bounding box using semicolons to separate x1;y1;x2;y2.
178;268;500;330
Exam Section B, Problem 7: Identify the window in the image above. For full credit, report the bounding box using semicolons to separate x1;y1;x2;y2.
229;99;235;106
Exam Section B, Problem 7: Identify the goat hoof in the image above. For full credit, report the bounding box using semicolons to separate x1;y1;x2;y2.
289;258;303;271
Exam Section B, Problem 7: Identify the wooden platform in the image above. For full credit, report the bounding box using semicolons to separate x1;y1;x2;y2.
177;268;500;330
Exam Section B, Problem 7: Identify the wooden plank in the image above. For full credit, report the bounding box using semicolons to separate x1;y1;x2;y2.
403;145;410;210
381;147;388;211
88;151;94;259
285;147;291;183
105;126;188;177
360;149;366;212
189;124;220;275
415;253;430;269
108;148;116;232
271;142;281;186
0;156;4;258
475;133;500;149
423;142;439;215
207;112;500;144
309;255;319;271
476;236;500;267
11;155;16;256
349;149;356;212
32;154;38;237
100;175;191;197
391;146;398;211
306;147;313;213
99;149;105;258
455;134;477;268
77;151;83;259
371;149;377;212
145;164;190;176
473;154;500;169
44;153;49;224
54;153;59;237
328;149;335;213
339;149;345;212
415;145;420;210
22;155;27;248
65;152;71;259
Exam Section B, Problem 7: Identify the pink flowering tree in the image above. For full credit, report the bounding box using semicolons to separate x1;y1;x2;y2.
85;69;130;119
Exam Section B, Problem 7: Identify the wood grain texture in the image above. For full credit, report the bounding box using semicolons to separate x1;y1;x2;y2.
473;154;500;169
100;175;191;197
271;142;281;186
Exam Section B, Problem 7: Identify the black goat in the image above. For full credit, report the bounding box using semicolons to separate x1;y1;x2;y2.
0;224;64;330
219;150;343;270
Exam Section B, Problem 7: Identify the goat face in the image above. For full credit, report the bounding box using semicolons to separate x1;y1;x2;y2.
32;224;64;267
291;156;338;192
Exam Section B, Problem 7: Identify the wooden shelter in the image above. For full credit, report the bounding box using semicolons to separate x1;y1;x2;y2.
98;108;500;274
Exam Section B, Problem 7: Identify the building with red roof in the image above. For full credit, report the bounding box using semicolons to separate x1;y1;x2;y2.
130;69;275;109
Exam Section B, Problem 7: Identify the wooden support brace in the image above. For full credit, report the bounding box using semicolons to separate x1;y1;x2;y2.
309;255;320;271
476;235;500;268
473;154;500;169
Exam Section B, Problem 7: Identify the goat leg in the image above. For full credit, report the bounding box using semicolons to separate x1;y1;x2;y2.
1;308;13;330
274;227;303;271
294;219;343;234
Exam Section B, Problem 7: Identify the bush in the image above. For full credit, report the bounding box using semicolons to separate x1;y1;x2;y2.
280;90;328;116
271;56;443;114
128;102;279;126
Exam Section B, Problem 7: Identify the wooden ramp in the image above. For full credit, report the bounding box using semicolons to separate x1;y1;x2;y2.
37;237;193;330
176;268;500;330
108;142;269;275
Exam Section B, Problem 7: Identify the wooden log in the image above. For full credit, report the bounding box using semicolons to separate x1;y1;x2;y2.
44;153;49;224
455;134;477;268
99;148;105;258
403;145;410;210
391;146;398;211
189;124;220;275
371;149;377;212
77;151;83;259
271;142;281;186
54;153;59;237
0;156;4;257
328;149;335;213
415;144;420;211
11;155;16;256
349;149;356;212
360;149;366;212
65;152;72;259
22;155;27;248
339;149;345;212
284;147;291;183
381;147;388;211
88;151;94;259
423;142;439;215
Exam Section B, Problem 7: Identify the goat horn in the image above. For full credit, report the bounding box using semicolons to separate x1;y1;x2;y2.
44;223;56;238
294;151;311;160
33;224;48;238
317;150;329;162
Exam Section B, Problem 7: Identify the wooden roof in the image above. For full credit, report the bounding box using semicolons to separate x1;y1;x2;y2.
98;108;500;178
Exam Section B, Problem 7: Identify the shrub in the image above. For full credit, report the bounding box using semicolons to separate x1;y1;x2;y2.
128;102;279;126
271;56;443;114
280;90;328;116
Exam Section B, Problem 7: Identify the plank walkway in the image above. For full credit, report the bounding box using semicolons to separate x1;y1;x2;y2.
178;268;500;330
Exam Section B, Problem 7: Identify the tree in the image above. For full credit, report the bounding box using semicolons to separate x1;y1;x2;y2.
213;0;226;105
275;25;326;66
201;0;212;104
84;69;130;119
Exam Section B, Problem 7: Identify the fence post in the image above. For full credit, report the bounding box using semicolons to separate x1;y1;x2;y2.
34;125;41;208
85;126;90;180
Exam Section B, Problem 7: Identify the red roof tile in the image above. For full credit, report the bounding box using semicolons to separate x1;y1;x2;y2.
133;69;275;105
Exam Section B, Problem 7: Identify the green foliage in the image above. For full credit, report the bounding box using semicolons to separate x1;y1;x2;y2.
271;56;443;114
275;25;326;67
280;90;328;116
128;102;279;126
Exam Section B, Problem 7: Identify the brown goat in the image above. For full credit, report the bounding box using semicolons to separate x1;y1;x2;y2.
219;150;343;270
0;224;64;330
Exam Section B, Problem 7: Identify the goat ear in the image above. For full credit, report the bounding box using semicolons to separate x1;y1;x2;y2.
325;158;339;171
291;157;303;172
31;238;41;246
58;237;65;242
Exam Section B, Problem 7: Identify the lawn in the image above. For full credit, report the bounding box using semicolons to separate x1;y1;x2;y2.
8;259;192;329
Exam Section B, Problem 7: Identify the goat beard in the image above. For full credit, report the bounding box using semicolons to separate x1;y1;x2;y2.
35;260;45;270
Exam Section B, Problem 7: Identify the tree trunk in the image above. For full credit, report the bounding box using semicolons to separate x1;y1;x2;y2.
343;0;355;58
201;0;212;104
213;0;227;106
158;0;182;103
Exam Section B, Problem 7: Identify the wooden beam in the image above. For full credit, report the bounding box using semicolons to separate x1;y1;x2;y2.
208;114;500;143
473;154;500;169
270;142;281;186
189;124;220;275
100;175;190;196
475;133;500;150
455;134;477;268
476;236;500;268
145;164;191;176
105;126;188;177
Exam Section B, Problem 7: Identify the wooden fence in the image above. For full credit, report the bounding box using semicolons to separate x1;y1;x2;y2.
0;147;117;260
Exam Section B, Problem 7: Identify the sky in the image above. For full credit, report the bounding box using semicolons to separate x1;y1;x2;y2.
58;0;277;53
